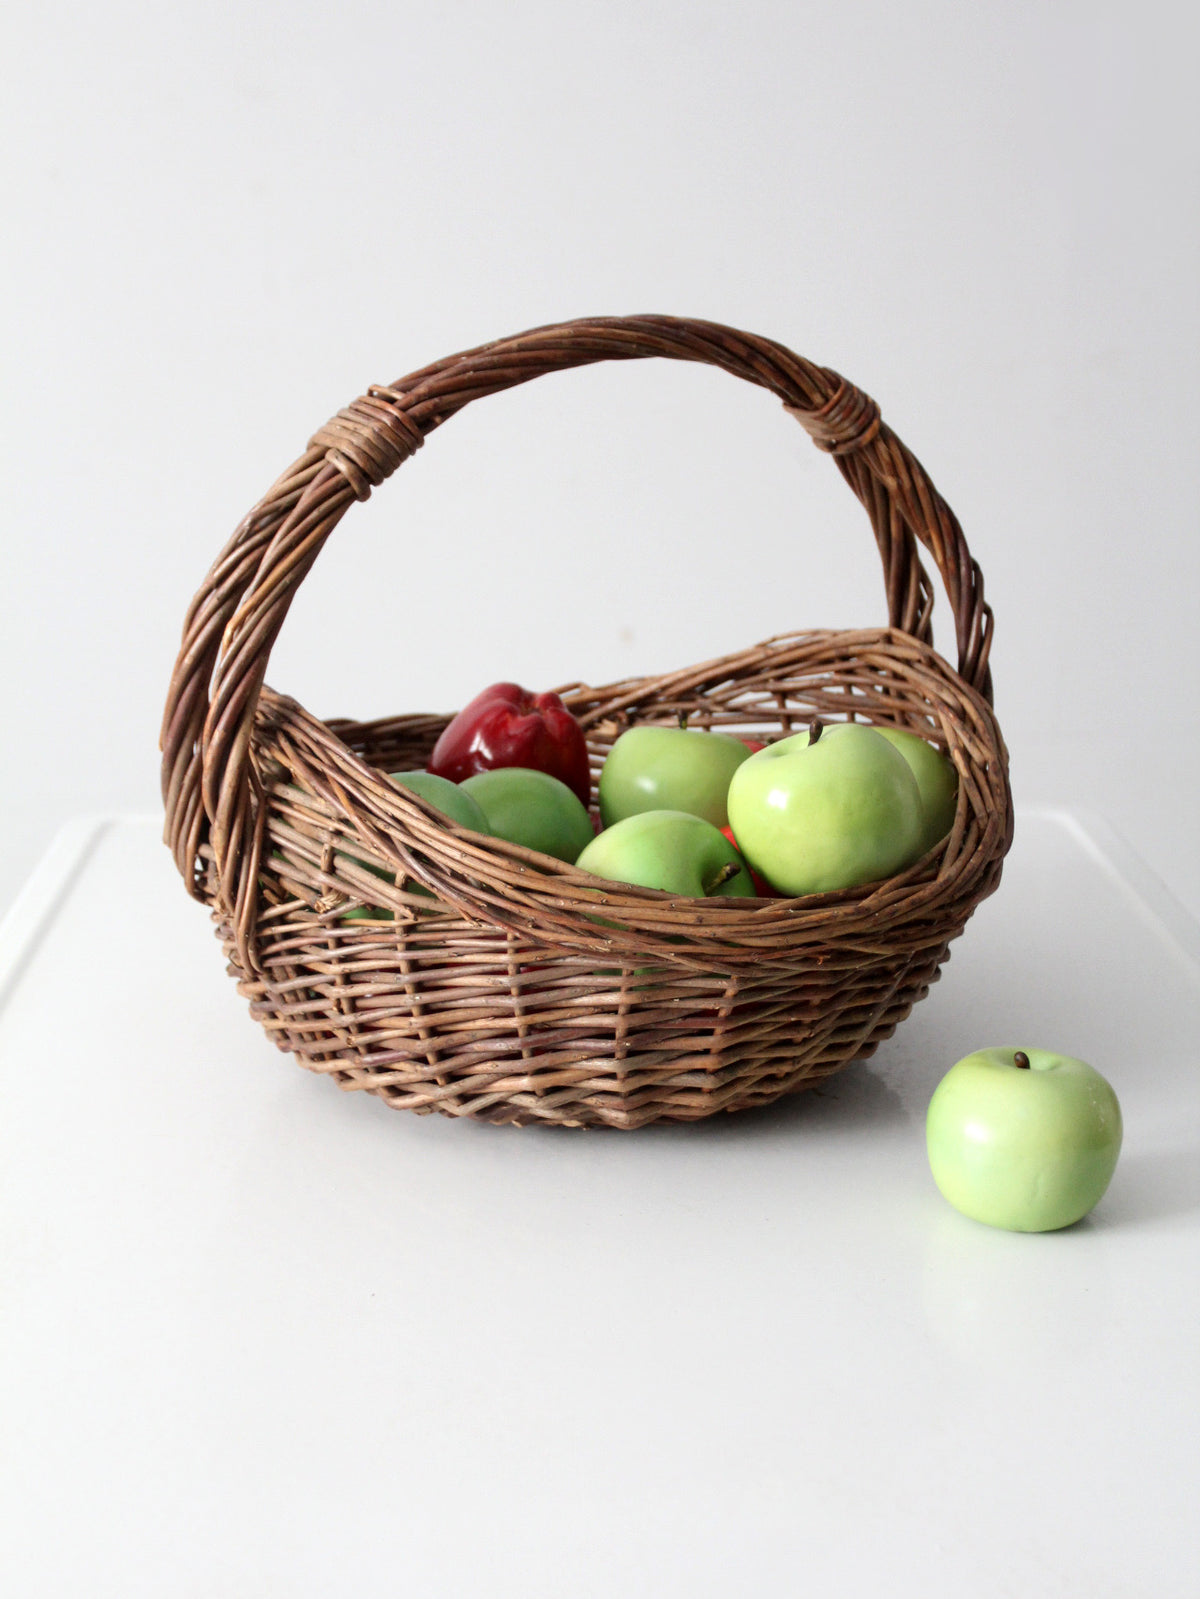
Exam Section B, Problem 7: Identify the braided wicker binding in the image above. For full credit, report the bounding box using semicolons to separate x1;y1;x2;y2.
162;316;1011;1129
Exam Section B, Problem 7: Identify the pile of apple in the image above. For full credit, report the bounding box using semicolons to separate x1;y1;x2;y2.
355;679;958;905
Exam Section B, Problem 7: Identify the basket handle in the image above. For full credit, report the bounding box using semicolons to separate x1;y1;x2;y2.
162;315;993;931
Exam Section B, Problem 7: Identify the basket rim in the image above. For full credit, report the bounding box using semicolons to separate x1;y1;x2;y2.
246;623;1010;969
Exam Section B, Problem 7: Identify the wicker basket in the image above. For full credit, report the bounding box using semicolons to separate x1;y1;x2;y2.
161;315;1012;1129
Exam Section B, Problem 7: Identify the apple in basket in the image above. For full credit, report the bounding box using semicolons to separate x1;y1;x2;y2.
721;825;779;898
926;1048;1123;1231
461;767;594;864
598;724;752;830
575;810;756;898
874;726;958;857
341;770;491;919
726;720;923;897
391;769;491;832
428;682;592;806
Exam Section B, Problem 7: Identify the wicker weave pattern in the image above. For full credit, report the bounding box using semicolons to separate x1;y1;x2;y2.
162;316;1012;1129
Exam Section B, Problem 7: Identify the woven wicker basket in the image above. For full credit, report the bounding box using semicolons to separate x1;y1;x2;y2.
162;315;1012;1129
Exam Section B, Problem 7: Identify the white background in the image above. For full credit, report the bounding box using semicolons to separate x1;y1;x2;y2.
3;0;1198;916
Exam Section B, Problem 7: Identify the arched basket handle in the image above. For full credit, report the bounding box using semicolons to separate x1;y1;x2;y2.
161;315;994;942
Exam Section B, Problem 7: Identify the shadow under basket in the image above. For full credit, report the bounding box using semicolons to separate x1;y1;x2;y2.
161;316;1013;1129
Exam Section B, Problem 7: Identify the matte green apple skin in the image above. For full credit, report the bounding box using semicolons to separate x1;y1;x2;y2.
341;771;490;919
576;810;756;897
389;770;492;834
598;726;751;830
460;767;594;864
726;724;923;896
874;727;958;857
926;1048;1123;1232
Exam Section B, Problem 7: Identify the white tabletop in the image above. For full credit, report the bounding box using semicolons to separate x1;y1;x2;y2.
1;811;1198;1597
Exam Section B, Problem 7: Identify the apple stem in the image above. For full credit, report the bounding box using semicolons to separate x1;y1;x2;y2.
705;861;741;894
678;711;689;731
1014;1050;1031;1069
809;718;824;745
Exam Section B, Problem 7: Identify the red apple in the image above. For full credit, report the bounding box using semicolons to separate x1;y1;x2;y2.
428;682;591;806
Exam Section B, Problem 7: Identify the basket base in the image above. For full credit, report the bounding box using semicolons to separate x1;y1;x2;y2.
222;906;946;1129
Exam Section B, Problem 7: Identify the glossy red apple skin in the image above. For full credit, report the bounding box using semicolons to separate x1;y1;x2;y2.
428;682;591;807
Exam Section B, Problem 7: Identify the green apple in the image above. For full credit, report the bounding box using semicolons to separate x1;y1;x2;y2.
575;809;756;897
389;769;492;833
926;1047;1123;1232
461;766;594;863
341;770;490;919
598;725;751;830
725;721;923;896
874;727;958;857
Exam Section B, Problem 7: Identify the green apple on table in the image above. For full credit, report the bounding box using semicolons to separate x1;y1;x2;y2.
726;721;923;896
461;766;594;864
598;725;751;830
874;726;958;856
926;1047;1123;1231
575;810;756;897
